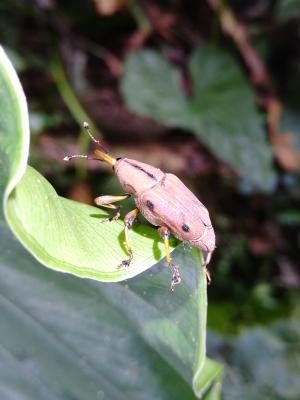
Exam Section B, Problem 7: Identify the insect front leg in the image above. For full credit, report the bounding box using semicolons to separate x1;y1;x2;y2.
119;208;139;268
94;194;130;222
158;226;181;291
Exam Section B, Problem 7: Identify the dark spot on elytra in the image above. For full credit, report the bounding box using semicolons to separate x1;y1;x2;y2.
146;200;154;211
125;160;157;181
182;224;190;232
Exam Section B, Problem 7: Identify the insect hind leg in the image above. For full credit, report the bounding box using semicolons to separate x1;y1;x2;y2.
119;208;139;268
158;226;181;291
203;250;213;284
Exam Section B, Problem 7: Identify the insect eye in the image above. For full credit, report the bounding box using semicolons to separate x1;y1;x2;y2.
182;224;190;232
146;200;154;211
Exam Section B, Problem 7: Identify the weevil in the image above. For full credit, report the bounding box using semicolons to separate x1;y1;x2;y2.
64;122;216;291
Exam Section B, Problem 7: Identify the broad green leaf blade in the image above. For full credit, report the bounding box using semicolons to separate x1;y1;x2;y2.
5;165;173;281
121;45;275;190
121;49;190;128
0;222;222;399
0;45;174;282
0;45;223;398
0;45;29;221
188;45;274;189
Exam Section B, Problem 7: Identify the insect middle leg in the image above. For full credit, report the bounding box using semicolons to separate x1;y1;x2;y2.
158;226;181;291
94;194;130;222
119;208;139;268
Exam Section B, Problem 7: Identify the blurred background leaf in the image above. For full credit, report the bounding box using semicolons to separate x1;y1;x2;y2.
1;0;300;398
208;316;300;399
275;0;300;21
121;45;275;190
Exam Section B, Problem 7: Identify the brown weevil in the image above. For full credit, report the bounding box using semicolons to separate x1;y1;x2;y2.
64;122;216;291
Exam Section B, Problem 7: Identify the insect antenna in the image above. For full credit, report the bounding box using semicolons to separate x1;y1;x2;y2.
83;122;109;154
63;122;116;167
63;154;101;162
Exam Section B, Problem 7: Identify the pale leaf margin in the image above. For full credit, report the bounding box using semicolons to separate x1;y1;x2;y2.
1;45;30;211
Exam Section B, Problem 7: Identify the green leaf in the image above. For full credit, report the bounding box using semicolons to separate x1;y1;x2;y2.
188;46;274;189
0;46;29;221
5;165;173;281
0;222;223;399
209;319;300;399
281;76;300;156
275;0;300;21
121;45;275;190
0;46;223;398
121;50;190;128
0;45;171;282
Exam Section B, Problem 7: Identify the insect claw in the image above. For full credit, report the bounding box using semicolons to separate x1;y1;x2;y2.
100;216;111;223
101;215;119;223
118;249;133;269
204;265;212;284
101;207;121;223
118;259;131;268
169;264;181;292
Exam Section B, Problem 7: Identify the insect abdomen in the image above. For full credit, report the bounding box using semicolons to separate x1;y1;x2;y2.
136;173;215;252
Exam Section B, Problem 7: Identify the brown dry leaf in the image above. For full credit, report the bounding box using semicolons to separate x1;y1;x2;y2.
207;0;270;86
268;100;300;171
249;237;273;255
146;6;177;39
273;132;300;172
127;31;150;52
93;0;128;16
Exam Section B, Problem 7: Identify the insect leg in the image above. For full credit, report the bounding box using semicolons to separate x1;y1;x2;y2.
119;208;139;268
158;226;172;264
94;194;130;222
158;226;181;291
203;251;212;284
